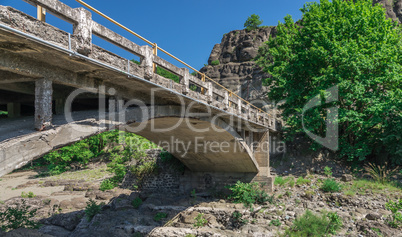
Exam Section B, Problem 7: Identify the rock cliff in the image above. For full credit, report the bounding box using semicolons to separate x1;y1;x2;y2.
199;27;276;104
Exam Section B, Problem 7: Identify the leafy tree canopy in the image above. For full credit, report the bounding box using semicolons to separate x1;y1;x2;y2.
244;14;263;31
255;0;402;165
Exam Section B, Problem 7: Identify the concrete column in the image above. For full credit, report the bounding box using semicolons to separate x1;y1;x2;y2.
181;68;190;95
73;7;92;55
35;79;52;131
140;45;154;80
7;102;21;118
55;98;66;115
223;91;229;110
252;131;273;192
237;98;242;115
207;82;213;103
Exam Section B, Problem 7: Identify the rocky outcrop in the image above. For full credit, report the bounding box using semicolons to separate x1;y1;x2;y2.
200;27;276;103
374;0;402;22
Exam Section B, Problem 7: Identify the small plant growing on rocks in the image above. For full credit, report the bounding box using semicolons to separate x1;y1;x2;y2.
0;200;39;231
324;166;333;177
270;219;281;226
153;212;168;222
226;181;274;207
194;213;208;228
85;199;102;221
211;60;220;66
232;211;249;228
321;178;342;192
385;199;402;228
99;178;116;191
132;197;142;209
20;191;36;198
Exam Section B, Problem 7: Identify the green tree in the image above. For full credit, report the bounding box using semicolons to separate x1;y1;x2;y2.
244;14;263;31
255;0;402;165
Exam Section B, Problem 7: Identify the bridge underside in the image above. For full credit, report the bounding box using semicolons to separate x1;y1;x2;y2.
125;117;258;173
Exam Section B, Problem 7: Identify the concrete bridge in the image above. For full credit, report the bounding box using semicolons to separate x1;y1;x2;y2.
0;0;280;191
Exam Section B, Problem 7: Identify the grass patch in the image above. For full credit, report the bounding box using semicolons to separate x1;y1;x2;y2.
321;179;342;193
283;210;342;236
275;176;294;187
343;179;402;195
226;181;274;207
47;164;112;182
296;176;311;186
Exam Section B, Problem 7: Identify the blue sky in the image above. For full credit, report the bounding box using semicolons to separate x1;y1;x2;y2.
3;0;314;71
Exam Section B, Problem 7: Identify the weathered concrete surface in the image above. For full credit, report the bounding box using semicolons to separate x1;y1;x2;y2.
34;78;52;130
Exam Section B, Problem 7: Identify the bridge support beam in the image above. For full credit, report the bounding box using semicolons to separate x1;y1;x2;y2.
252;131;274;192
7;102;21;118
34;79;53;130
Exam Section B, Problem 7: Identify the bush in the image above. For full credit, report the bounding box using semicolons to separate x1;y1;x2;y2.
321;179;342;192
210;60;220;66
132;197;142;209
194;213;208;228
385;199;402;228
85;199;102;221
226;181;274;207
244;14;263;31
284;210;342;236
0;200;39;231
99;178;117;191
153;212;168;222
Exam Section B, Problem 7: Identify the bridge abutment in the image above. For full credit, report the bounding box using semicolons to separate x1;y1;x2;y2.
34;78;53;130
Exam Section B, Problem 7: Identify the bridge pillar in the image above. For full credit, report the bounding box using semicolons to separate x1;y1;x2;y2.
34;79;53;131
252;131;274;192
7;102;21;118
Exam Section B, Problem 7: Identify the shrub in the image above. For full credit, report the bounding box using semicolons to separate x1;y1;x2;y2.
226;181;274;207
99;178;117;191
324;166;333;177
385;199;402;228
244;14;263;31
153;212;168;222
0;200;39;231
85;199;102;221
321;179;342;193
210;60;220;66
132;197;142;209
21;191;36;198
284;210;342;236
296;177;311;186
194;213;208;228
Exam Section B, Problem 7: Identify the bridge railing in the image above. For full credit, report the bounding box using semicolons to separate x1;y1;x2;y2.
6;0;277;129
